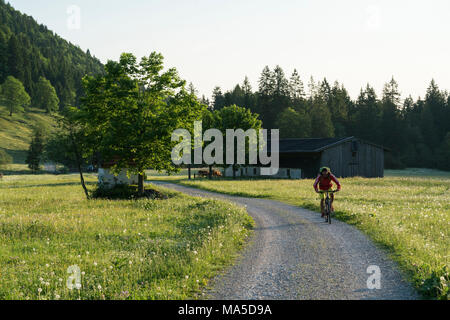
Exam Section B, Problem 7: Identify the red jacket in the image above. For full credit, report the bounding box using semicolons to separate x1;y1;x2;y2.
314;173;341;191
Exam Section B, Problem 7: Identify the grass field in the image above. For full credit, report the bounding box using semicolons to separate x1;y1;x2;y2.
0;106;55;164
152;169;450;299
0;174;254;300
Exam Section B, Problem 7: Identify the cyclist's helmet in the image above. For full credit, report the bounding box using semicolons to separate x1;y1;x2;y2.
320;167;331;174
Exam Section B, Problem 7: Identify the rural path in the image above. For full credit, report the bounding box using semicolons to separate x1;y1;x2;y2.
152;181;419;300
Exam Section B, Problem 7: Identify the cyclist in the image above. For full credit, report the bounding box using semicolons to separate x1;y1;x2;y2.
313;167;341;217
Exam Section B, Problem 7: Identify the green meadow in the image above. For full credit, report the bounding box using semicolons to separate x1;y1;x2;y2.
152;169;450;299
0;174;254;300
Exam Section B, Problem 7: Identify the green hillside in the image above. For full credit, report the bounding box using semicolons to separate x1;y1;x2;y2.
0;0;104;108
0;105;55;164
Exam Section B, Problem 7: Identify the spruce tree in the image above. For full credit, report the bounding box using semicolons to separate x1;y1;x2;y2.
26;129;45;173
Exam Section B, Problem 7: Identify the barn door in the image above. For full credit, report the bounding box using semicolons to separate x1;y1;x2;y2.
349;140;360;177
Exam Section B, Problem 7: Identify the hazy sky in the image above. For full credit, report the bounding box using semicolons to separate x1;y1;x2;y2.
7;0;450;101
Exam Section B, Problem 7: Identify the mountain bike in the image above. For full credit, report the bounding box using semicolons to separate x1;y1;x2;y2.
318;190;339;224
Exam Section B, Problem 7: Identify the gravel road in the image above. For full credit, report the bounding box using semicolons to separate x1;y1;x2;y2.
152;181;419;300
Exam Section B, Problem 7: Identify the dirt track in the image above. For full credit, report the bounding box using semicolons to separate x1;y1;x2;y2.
152;181;419;300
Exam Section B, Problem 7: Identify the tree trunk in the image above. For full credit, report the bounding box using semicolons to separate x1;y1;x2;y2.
70;132;89;200
232;165;236;179
138;173;145;195
188;165;191;180
209;165;212;180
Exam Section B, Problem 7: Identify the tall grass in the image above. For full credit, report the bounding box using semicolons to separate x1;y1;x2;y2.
0;174;254;300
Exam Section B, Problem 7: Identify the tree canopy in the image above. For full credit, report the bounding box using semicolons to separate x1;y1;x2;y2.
211;67;450;170
72;52;206;194
0;75;30;116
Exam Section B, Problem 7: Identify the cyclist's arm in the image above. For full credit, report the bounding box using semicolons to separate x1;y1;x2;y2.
313;175;320;192
330;173;342;191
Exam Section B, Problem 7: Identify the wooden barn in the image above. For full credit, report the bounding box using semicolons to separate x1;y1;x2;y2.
272;137;387;179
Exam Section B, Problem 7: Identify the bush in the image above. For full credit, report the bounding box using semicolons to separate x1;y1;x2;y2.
91;184;169;200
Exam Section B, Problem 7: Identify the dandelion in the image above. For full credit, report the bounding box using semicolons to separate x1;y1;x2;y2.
97;285;102;290
129;260;133;265
109;266;113;270
81;271;85;276
185;275;189;280
58;278;63;282
75;283;82;290
45;264;50;268
94;262;98;266
38;288;42;293
55;294;60;300
193;250;198;255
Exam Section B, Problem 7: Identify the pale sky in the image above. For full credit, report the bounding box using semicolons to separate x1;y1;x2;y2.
7;0;450;101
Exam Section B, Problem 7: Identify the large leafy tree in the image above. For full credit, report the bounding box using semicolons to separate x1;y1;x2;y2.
75;52;205;194
276;107;311;138
35;77;60;113
0;76;30;116
203;105;262;178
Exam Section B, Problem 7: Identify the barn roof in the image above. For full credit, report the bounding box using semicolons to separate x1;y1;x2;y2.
269;137;388;153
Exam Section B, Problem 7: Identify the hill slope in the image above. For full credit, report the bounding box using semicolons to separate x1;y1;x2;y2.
0;105;55;163
0;0;104;108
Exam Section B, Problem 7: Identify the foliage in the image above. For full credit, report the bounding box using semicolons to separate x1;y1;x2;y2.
44;126;81;170
203;105;262;169
25;129;45;172
90;184;168;200
276;107;311;138
212;68;450;170
0;0;104;108
73;52;206;193
34;77;59;113
0;75;30;116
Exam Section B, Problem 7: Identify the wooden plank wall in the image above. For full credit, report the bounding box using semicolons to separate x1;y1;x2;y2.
320;139;384;178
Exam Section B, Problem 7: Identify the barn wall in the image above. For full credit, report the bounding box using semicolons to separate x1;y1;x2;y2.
320;139;384;178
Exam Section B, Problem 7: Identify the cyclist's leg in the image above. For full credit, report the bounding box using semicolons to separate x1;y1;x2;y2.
331;193;335;212
320;193;325;217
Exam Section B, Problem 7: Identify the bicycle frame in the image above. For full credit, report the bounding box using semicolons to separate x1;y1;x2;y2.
318;190;338;224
